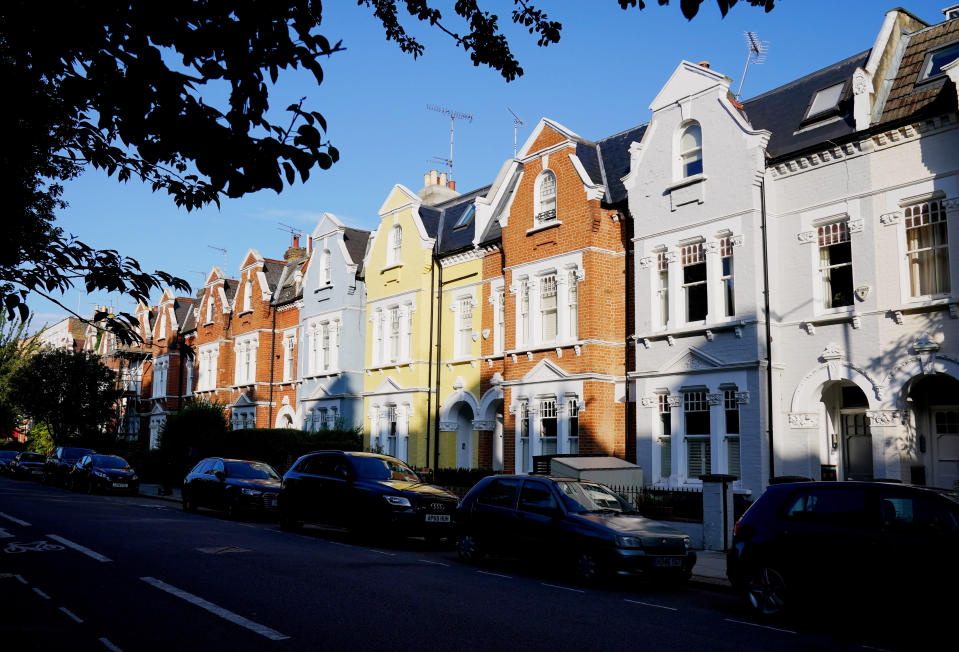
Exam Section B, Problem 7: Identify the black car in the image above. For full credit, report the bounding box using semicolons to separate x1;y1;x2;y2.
182;458;282;519
456;475;696;583
43;446;95;487
727;481;959;617
68;454;139;494
0;450;18;475
279;451;459;541
11;452;47;480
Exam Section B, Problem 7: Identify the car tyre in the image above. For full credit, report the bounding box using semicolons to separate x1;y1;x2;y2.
457;533;485;563
573;548;605;584
745;565;789;617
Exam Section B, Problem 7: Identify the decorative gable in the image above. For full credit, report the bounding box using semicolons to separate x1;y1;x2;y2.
523;358;569;383
661;347;725;373
518;118;579;159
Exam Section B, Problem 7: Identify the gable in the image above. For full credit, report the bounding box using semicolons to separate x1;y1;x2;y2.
518;118;582;159
527;126;567;155
661;347;725;373
240;248;264;270
372;377;405;394
649;60;731;112
523;359;569;383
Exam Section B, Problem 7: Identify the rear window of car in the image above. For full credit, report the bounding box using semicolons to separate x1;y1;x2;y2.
880;489;959;533
92;455;129;469
477;478;520;508
20;453;45;462
782;487;870;527
225;461;280;480
62;448;92;458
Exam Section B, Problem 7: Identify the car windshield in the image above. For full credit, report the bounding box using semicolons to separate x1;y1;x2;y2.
225;461;280;480
556;481;633;513
20;453;45;462
349;456;419;482
63;448;93;459
0;451;17;459
92;455;130;469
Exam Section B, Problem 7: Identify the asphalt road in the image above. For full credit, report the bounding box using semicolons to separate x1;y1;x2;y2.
0;475;936;651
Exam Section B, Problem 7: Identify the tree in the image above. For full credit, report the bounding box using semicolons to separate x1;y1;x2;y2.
0;315;41;436
3;0;773;339
9;349;119;447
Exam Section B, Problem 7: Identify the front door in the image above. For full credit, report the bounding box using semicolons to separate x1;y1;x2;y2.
843;413;873;480
456;404;473;469
932;410;959;489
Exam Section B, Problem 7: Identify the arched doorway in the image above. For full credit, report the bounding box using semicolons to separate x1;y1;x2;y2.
908;374;959;489
821;381;872;480
454;402;474;469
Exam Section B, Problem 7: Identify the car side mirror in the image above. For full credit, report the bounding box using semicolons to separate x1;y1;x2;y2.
335;466;350;480
214;470;225;481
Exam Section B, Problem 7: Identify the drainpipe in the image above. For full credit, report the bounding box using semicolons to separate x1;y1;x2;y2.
425;257;436;469
760;179;775;481
433;255;444;472
269;298;277;428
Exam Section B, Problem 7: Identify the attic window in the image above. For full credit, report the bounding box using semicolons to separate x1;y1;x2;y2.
919;41;959;82
803;82;845;121
453;205;475;230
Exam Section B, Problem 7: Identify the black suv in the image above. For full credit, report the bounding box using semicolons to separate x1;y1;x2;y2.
728;481;959;617
456;475;695;583
279;451;459;541
182;458;282;519
43;446;95;487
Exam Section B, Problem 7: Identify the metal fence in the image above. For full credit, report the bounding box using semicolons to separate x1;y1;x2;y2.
609;485;754;523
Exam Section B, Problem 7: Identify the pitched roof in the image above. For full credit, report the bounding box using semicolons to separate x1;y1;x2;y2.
272;256;307;306
596;124;648;205
342;227;371;278
742;50;870;160
879;18;959;124
434;185;493;255
173;298;194;332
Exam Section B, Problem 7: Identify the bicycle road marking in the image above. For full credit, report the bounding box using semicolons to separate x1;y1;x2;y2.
140;577;290;641
46;535;112;562
0;512;30;526
4;540;65;554
0;527;13;539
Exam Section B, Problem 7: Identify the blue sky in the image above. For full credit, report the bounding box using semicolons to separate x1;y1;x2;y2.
33;1;953;328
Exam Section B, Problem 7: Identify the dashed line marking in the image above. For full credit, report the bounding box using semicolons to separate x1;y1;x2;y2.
477;570;512;579
724;618;796;634
59;607;83;623
862;646;891;652
46;535;112;562
541;583;585;593
418;559;450;567
140;577;289;641
0;512;30;526
368;549;396;556
99;637;124;652
15;574;27;584
624;598;678;611
32;587;51;600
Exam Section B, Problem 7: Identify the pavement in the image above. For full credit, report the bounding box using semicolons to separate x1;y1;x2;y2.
135;483;732;589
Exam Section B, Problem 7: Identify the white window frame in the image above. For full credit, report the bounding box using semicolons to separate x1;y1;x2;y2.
684;391;711;480
456;296;474;359
678;122;703;178
658;394;672;481
817;221;854;310
682;243;707;323
493;285;505;355
540;273;558;343
904;199;950;299
388;225;403;266
655;251;669;329
535;169;557;224
321;249;332;286
197;343;219;391
231;406;256;430
724;389;741;479
719;236;735;318
152;355;169;399
233;333;258;386
205;292;214;323
242;278;253;313
282;332;296;382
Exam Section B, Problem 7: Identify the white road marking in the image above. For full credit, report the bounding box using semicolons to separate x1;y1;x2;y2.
724;618;796;634
99;637;124;652
477;570;512;579
0;527;14;539
367;549;396;556
59;607;83;623
0;512;30;526
32;587;51;600
46;535;112;562
624;598;678;611
418;559;450;567
862;646;892;652
140;577;289;641
541;583;585;593
15;574;27;584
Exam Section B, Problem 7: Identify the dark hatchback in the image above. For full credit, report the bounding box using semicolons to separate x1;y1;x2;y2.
728;481;959;617
68;454;139;494
456;475;696;583
44;446;95;487
182;458;282;519
11;452;47;480
279;451;459;541
0;450;19;475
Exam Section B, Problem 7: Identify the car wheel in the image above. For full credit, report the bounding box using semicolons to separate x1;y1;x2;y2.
457;533;485;563
182;492;197;513
573;549;604;583
745;565;789;617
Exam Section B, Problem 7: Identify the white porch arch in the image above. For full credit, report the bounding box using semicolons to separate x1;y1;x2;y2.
478;386;504;422
790;361;883;414
884;354;959;409
274;404;296;429
439;387;481;425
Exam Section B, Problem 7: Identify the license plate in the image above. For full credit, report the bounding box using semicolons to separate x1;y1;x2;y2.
652;557;683;568
31;470;42;474
264;495;277;507
112;483;128;488
425;514;450;523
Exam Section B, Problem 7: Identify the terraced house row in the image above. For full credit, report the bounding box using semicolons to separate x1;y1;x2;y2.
81;6;958;497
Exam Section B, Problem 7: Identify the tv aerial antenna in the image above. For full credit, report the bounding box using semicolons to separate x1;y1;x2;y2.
507;107;525;157
207;245;227;270
277;222;304;245
737;31;769;99
427;104;472;180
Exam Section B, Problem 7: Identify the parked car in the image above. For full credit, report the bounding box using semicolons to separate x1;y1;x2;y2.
0;450;19;475
182;457;282;519
68;454;139;495
727;481;959;617
279;451;459;541
43;446;95;487
11;452;47;480
455;475;696;583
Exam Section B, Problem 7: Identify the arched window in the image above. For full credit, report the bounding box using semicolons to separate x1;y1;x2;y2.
243;278;253;312
321;249;332;285
679;122;703;178
388;225;402;265
205;294;214;323
535;170;557;224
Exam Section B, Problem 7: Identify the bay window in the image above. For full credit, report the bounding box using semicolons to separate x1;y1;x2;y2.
905;200;950;297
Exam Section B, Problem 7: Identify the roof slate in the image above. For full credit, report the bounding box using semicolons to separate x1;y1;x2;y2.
273;257;307;306
879;19;959;123
596;124;648;205
342;227;371;278
435;185;492;255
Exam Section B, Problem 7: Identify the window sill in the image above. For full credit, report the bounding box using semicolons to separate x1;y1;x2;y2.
314;283;333;293
507;341;582;356
380;263;403;273
635;319;749;342
526;220;562;236
665;173;707;193
890;297;957;321
237;310;253;317
302;370;341;380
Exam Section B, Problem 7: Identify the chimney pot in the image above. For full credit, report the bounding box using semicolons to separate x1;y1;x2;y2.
430;169;438;186
449;180;456;191
698;60;710;69
439;172;447;186
293;235;300;248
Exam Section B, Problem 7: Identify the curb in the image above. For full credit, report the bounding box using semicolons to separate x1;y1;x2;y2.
688;575;735;593
136;489;181;505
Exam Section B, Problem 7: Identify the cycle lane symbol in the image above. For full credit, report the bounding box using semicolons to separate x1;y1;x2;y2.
4;540;65;554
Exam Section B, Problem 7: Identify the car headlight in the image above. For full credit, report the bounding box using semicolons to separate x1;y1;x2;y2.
683;537;691;551
240;488;262;496
130;474;138;481
615;536;643;549
384;495;411;507
94;471;108;479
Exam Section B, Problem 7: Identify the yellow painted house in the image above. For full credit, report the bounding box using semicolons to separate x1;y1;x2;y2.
363;173;490;470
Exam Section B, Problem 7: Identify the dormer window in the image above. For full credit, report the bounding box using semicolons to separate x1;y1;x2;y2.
803;82;845;121
321;249;332;285
919;41;959;82
679;123;703;178
454;205;475;230
388;225;402;266
535;170;557;224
